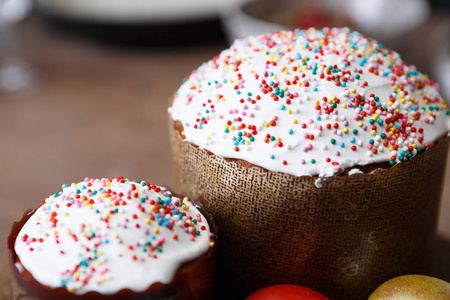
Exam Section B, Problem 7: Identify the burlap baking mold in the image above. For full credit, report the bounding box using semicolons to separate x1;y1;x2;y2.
170;122;449;300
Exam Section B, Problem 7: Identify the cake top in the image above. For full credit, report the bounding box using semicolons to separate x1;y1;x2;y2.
14;177;215;294
169;27;450;177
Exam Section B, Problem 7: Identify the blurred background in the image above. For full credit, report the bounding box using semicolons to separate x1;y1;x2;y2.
0;0;449;296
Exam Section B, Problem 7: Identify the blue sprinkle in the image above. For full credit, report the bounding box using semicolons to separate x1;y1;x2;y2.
280;105;286;110
316;116;322;121
198;124;203;129
377;119;383;125
240;140;245;145
270;154;275;159
236;91;241;95
62;184;68;189
400;150;405;155
288;129;293;135
340;142;345;148
233;141;239;146
223;79;227;83
350;137;356;143
313;87;318;92
341;82;346;87
359;57;367;66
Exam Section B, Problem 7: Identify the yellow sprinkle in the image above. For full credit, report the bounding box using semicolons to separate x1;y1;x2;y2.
230;125;235;131
145;218;150;224
428;111;433;116
328;99;333;104
67;230;72;235
209;242;215;247
350;89;356;93
106;181;111;187
225;124;230;129
287;109;292;114
315;99;320;104
114;234;119;239
388;102;393;106
264;122;270;127
400;99;405;104
412;144;417;148
389;146;394;151
71;183;76;186
250;69;254;73
101;193;108;199
394;109;399;114
273;75;277;80
183;197;189;202
229;79;234;83
419;91;423;95
36;216;40;221
65;212;69;216
207;136;211;141
153;228;159;234
105;214;109;220
297;82;302;86
373;114;379;120
221;97;226;102
424;98;429;104
181;131;185;136
358;122;363;127
342;103;347;109
245;141;250;145
331;95;337;100
293;119;298;124
276;137;281;142
190;222;196;227
371;130;376;136
283;87;288;91
303;65;308;70
343;128;349;134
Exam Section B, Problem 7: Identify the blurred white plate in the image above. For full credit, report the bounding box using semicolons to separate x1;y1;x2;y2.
36;0;244;24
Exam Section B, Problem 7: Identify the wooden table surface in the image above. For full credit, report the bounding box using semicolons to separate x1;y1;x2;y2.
1;14;450;297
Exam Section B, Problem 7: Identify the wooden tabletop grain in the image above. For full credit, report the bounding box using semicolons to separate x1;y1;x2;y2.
1;14;450;298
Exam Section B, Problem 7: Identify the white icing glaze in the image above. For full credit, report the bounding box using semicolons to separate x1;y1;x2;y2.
14;177;213;294
170;28;450;177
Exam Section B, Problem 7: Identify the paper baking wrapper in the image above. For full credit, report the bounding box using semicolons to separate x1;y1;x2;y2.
170;124;449;300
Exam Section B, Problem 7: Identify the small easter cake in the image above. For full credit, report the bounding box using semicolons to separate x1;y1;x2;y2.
8;177;216;300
